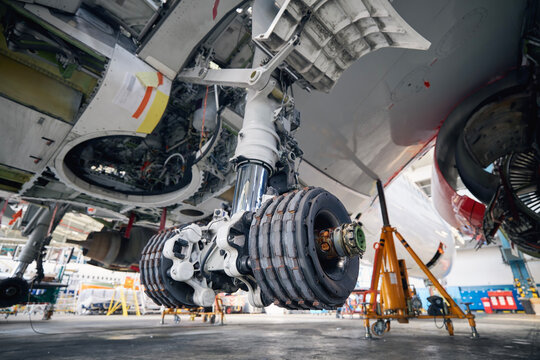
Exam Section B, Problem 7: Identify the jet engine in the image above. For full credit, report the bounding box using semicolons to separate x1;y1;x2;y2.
68;226;156;270
433;67;540;257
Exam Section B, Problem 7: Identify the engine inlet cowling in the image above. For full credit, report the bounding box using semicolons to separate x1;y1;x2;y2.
484;151;540;257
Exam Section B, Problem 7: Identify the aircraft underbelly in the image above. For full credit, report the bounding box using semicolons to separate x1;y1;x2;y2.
295;0;526;196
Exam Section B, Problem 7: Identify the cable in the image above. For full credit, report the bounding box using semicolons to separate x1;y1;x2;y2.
199;86;209;150
193;107;223;165
159;153;186;179
433;315;446;329
26;246;50;335
163;153;185;168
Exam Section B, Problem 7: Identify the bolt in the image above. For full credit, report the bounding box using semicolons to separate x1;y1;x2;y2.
320;242;330;252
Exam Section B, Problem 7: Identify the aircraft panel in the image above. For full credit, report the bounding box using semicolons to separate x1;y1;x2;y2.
294;0;526;196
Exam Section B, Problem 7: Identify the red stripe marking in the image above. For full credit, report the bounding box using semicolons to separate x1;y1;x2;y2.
132;87;153;119
125;212;135;239
157;72;163;86
8;209;22;226
159;208;167;232
384;134;437;187
213;0;220;20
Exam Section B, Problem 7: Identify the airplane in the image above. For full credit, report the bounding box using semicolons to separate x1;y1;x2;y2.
0;0;536;311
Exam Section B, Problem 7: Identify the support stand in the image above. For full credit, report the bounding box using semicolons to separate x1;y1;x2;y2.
160;295;224;325
106;278;141;317
362;180;479;338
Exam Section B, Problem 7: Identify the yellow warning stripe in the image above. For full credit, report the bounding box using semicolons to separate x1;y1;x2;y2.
136;90;169;134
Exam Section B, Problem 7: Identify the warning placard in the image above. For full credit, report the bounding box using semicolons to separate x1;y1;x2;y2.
112;72;146;113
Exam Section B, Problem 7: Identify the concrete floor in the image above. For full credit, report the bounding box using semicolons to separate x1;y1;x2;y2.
0;313;538;359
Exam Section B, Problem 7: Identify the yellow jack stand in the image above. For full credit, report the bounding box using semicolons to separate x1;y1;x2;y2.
106;278;141;316
160;295;224;325
362;180;478;339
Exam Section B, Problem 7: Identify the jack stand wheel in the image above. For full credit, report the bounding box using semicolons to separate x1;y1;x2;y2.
210;314;216;324
364;326;373;339
470;326;479;339
385;320;391;333
372;319;387;336
445;319;454;336
42;305;54;320
364;318;372;339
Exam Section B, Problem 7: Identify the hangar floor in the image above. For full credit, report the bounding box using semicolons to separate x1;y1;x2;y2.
0;314;538;359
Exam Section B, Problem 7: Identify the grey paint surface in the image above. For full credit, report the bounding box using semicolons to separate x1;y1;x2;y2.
138;0;244;77
294;0;526;196
0;97;73;173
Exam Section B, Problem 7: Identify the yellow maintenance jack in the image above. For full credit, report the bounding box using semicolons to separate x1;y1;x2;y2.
160;295;224;325
361;180;479;339
106;277;141;316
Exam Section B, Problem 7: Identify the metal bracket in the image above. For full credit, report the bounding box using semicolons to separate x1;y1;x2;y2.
178;35;299;91
254;0;292;42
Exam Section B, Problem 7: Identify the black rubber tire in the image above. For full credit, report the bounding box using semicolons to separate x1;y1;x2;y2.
249;198;280;307
0;277;29;308
249;188;359;310
139;229;196;308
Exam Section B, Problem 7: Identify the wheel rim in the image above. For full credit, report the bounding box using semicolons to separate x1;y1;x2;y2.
312;209;348;281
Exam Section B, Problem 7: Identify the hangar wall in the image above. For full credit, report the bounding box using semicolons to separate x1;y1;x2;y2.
445;247;540;287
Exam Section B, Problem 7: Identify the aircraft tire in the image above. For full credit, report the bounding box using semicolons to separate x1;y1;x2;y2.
249;187;359;310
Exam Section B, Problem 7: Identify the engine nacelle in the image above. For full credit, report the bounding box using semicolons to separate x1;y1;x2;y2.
70;226;156;270
433;67;540;256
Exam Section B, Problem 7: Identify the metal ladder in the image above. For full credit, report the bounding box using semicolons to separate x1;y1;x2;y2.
498;231;539;299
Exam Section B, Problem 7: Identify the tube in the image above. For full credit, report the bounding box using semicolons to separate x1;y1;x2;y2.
231;163;269;214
